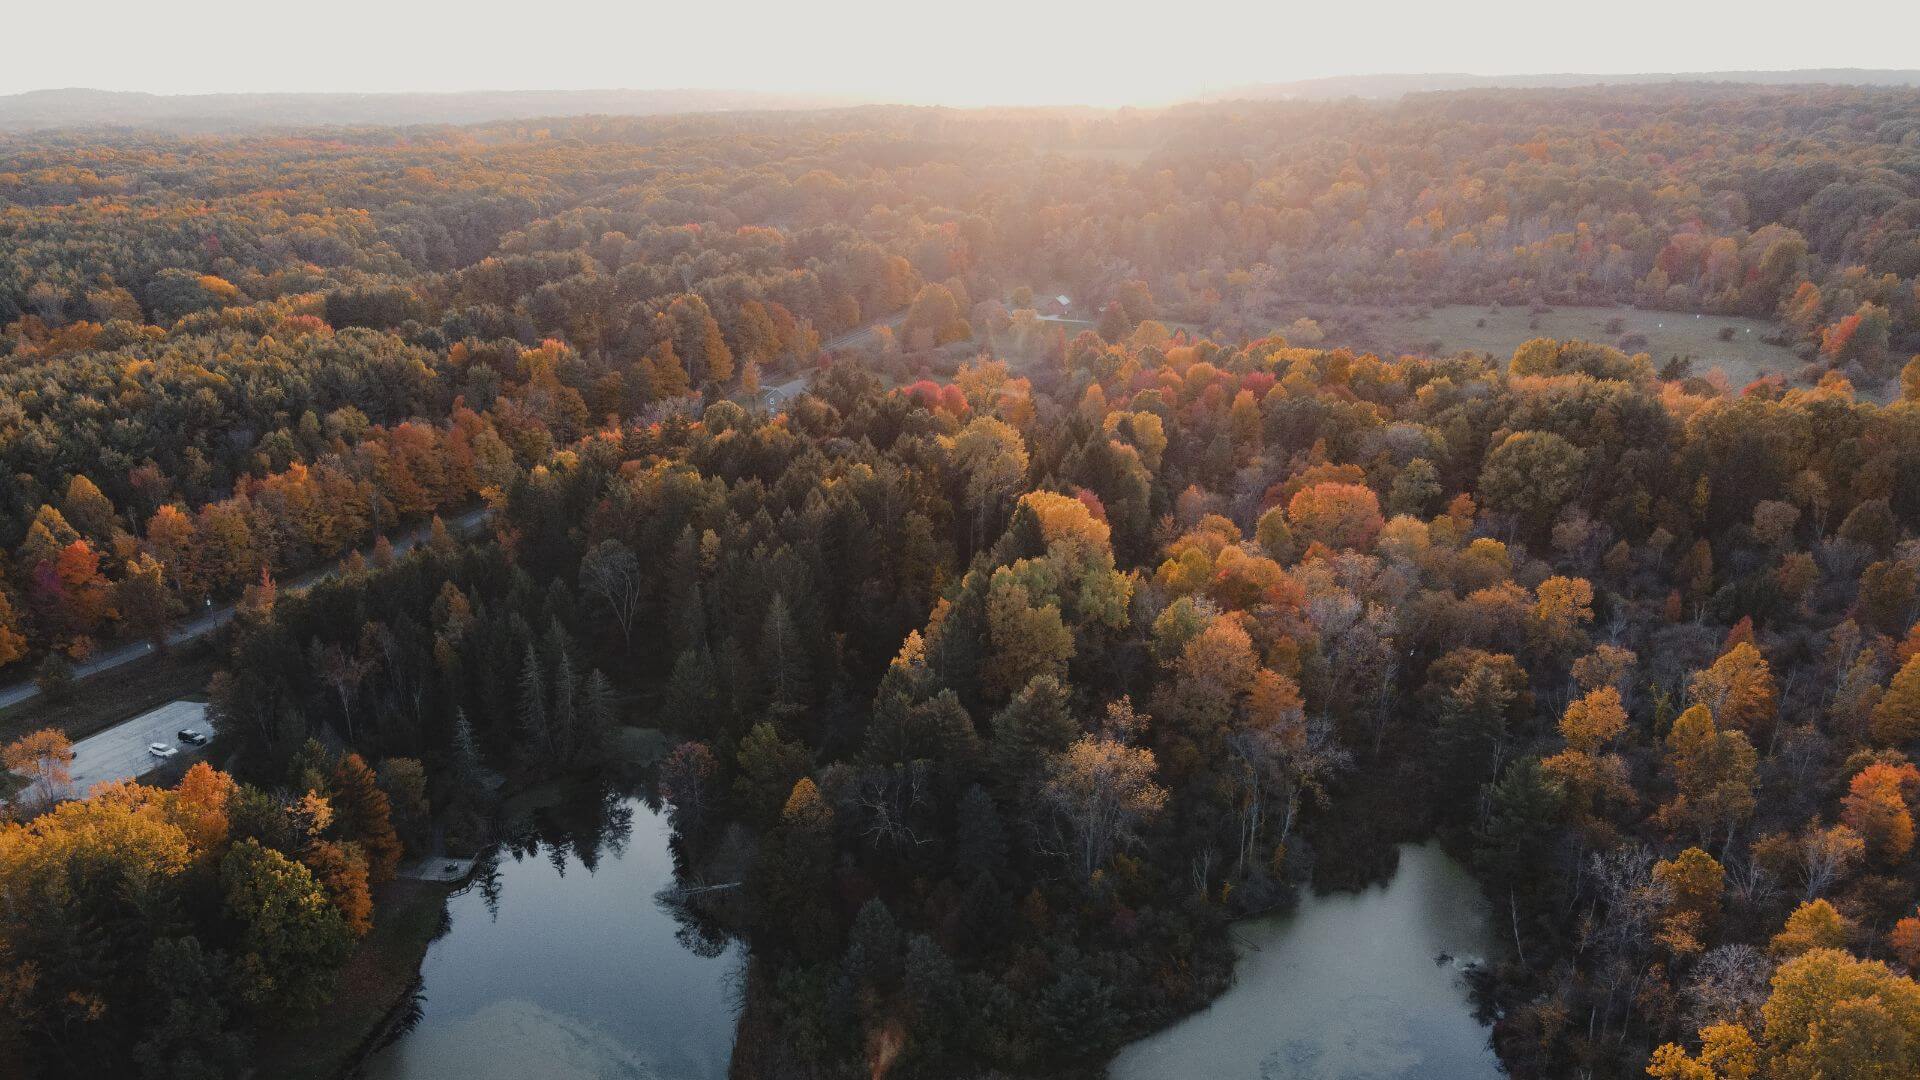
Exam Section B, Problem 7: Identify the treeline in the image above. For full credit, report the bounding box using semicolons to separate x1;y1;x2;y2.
0;751;420;1075
11;315;1920;1074
4;86;1920;1078
0;123;942;669
614;332;1920;1079
437;324;1920;1076
6;86;1920;670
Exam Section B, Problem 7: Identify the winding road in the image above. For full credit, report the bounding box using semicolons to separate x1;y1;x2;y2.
0;303;913;722
0;505;492;712
1;310;908;715
758;311;904;409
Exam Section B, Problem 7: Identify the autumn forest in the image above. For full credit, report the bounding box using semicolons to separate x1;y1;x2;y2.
3;82;1920;1079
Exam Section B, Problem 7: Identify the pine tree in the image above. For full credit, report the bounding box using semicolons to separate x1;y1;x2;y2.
579;669;615;757
953;784;1009;880
674;581;708;657
450;707;483;796
518;644;550;763
759;593;810;719
550;650;579;766
664;646;718;732
986;674;1077;796
1473;758;1565;962
843;898;902;1007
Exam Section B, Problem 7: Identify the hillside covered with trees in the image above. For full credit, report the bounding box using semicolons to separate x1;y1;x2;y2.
3;85;1920;1079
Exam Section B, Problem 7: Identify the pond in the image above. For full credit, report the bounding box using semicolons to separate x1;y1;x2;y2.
1109;843;1504;1080
363;790;741;1080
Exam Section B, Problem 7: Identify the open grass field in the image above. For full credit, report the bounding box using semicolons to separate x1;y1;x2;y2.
1330;304;1817;390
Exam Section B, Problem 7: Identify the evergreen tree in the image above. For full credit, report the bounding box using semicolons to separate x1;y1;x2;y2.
518;644;550;764
953;784;1010;880
759;593;810;719
664;646;719;733
550;650;579;765
579;669;615;758
1473;758;1566;960
450;707;483;795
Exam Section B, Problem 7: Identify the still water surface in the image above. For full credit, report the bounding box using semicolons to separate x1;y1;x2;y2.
366;793;1495;1080
364;792;740;1080
1111;843;1504;1080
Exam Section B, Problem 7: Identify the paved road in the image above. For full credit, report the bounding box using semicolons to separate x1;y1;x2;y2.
0;505;492;712
63;699;208;796
759;311;907;409
0;307;906;734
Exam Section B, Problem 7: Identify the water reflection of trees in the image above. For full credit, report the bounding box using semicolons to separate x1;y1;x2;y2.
663;897;734;960
495;782;638;885
475;854;504;921
660;799;752;962
462;776;746;962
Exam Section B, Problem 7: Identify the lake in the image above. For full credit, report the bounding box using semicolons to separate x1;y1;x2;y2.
1109;843;1504;1080
363;790;741;1080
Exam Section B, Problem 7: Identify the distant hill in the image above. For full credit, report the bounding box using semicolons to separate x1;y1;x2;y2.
1201;69;1920;102
0;87;864;133
10;73;1920;134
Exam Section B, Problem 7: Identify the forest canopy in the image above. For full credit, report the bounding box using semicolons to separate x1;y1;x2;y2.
2;84;1920;1079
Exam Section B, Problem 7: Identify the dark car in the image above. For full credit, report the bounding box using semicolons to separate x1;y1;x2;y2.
177;729;208;745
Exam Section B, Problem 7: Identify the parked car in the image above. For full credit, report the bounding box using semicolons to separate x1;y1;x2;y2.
147;743;178;758
177;729;207;745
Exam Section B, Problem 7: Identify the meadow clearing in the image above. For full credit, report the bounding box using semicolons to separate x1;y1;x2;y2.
1332;303;1821;390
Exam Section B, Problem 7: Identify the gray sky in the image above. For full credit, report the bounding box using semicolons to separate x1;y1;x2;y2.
11;0;1920;106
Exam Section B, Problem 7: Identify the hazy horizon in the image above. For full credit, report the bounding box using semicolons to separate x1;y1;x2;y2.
12;66;1920;105
15;0;1920;107
5;29;1920;1080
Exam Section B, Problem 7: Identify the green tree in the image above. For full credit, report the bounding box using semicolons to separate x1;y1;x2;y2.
131;937;248;1080
1388;458;1442;518
1473;758;1565;960
220;839;353;1012
987;674;1079;795
518;644;550;763
758;593;811;720
733;722;812;828
1478;430;1586;537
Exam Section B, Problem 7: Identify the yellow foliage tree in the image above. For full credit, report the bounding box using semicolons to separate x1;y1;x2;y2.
2;728;73;809
1689;642;1777;740
1871;653;1920;745
1561;686;1628;753
1770;899;1853;958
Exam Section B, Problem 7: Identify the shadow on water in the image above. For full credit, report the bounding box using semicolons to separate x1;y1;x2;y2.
370;985;428;1056
361;777;744;1080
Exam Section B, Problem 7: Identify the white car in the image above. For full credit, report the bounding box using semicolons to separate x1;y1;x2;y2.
147;743;178;759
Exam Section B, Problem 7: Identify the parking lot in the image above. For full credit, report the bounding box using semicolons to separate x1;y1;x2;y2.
62;700;209;797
